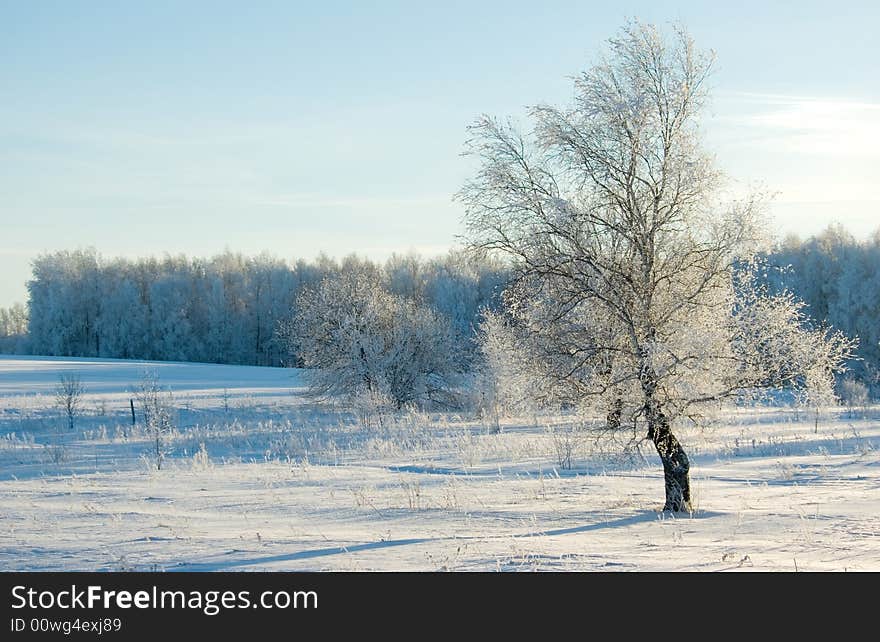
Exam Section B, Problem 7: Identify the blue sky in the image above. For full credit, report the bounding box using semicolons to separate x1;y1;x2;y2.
1;1;879;306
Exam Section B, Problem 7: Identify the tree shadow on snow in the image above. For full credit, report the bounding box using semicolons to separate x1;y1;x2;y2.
170;509;723;571
515;509;722;538
169;537;432;571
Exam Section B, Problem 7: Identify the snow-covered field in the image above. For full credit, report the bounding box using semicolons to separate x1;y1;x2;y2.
1;355;878;571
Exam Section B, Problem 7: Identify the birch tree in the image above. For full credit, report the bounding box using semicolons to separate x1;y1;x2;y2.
460;21;855;511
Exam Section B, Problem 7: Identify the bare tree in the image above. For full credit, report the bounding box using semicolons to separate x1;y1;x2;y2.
55;373;85;431
136;370;174;470
460;21;856;511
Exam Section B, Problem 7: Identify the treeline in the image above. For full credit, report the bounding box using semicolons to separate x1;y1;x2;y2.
4;223;879;392
18;248;507;367
763;225;880;389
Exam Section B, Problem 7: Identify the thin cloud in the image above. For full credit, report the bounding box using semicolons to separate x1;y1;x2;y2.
256;194;452;210
712;93;880;158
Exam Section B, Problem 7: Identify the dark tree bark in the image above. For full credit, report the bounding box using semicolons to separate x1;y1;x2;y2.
640;350;692;512
606;397;623;431
645;400;691;512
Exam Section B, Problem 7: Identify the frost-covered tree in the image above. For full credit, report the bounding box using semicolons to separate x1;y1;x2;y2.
477;309;546;421
55;372;85;431
280;272;461;409
459;21;855;511
0;303;28;353
96;264;148;359
765;225;880;390
27;249;102;356
136;370;174;471
422;250;508;363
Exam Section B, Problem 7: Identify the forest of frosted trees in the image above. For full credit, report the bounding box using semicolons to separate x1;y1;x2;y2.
765;225;880;389
10;248;507;369
0;223;877;397
0;302;27;354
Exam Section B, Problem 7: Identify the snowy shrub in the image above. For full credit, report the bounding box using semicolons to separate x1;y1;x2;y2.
55;373;85;431
136;370;175;470
280;272;463;410
191;442;212;471
476;310;540;424
546;425;585;470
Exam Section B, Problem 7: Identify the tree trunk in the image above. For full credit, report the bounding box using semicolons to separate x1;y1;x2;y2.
645;401;691;512
606;397;623;431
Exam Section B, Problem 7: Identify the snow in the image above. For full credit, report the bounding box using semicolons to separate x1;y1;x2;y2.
1;355;878;571
0;355;305;397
